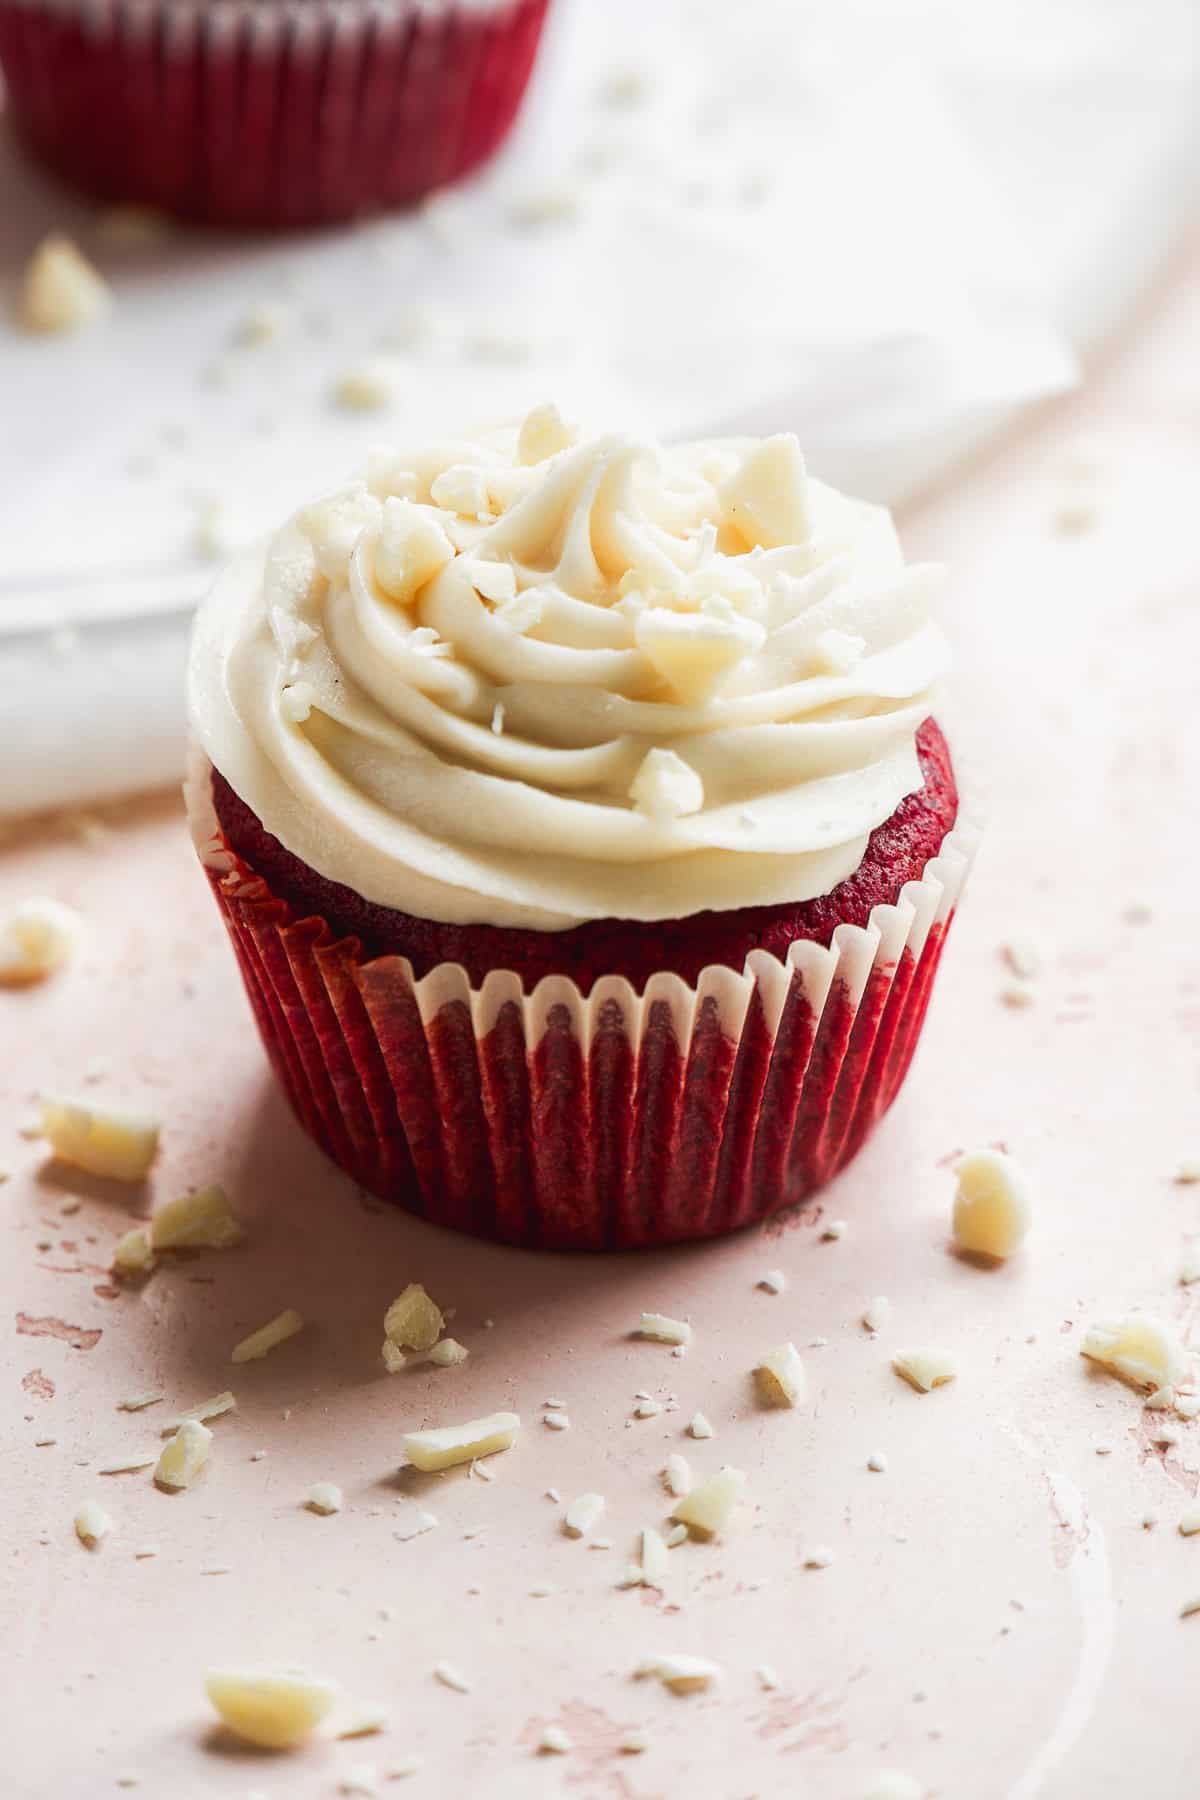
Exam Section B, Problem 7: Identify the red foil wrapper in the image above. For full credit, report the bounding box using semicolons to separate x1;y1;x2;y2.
0;0;550;227
189;758;978;1249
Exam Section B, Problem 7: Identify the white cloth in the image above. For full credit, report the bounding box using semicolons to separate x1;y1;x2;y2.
0;0;1195;815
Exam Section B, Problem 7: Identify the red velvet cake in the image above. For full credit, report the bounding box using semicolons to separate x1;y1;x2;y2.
187;409;976;1247
0;0;550;228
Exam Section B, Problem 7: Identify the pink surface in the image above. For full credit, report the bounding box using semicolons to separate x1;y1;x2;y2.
3;245;1199;1800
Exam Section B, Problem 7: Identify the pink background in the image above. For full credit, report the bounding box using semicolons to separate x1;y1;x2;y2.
3;242;1198;1799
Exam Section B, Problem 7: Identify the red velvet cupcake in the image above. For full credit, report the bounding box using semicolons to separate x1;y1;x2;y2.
187;406;977;1247
0;0;551;228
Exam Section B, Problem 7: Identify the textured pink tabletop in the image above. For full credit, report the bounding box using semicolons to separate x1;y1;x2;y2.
4;246;1199;1800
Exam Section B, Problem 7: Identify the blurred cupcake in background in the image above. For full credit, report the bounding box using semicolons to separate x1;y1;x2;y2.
0;0;551;228
187;406;977;1249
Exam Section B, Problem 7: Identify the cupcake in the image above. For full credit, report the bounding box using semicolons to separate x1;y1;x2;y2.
187;405;977;1248
0;0;551;228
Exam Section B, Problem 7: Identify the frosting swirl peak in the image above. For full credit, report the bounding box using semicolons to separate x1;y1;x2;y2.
189;408;949;930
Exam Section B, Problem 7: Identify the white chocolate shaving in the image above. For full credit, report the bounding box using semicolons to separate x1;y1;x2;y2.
74;1500;113;1545
205;1667;338;1749
952;1149;1032;1258
671;1467;745;1540
635;1653;721;1694
893;1349;958;1393
384;1284;445;1352
1081;1315;1190;1392
0;898;81;984
41;1098;160;1183
402;1412;519;1472
754;1342;805;1408
231;1308;304;1363
306;1482;343;1515
637;1313;693;1346
154;1418;212;1490
563;1493;606;1539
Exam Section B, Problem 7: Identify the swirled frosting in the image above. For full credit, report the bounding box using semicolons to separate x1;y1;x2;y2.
189;407;949;930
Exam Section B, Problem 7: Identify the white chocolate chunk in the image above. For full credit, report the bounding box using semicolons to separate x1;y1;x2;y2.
339;1765;381;1798
754;1342;805;1408
1081;1315;1190;1392
952;1149;1032;1258
757;1269;786;1295
538;1725;572;1755
635;605;764;705
0;898;81;984
821;1219;847;1240
333;360;397;412
637;1312;693;1346
543;1411;570;1431
1181;1597;1200;1620
1176;1394;1200;1420
635;1653;721;1695
74;1499;113;1546
809;627;866;675
150;1183;242;1251
1001;936;1041;979
518;402;577;465
205;1667;338;1749
495;587;547;634
862;1296;892;1333
804;1546;834;1568
374;499;455;605
234;302;288;346
433;1662;471;1693
231;1308;305;1364
671;1466;745;1540
280;682;315;725
894;1349;957;1393
393;1507;438;1542
41;1098;159;1182
720;434;810;550
664;1454;691;1498
154;1418;212;1490
299;487;381;579
306;1482;343;1515
163;1391;236;1433
97;1452;157;1474
20;236;111;333
402;1411;519;1473
1145;1386;1176;1411
337;1705;389;1738
640;1527;670;1585
620;1730;649;1754
563;1492;606;1538
381;1341;407;1374
428;1338;468;1368
687;1411;714;1440
628;749;703;822
867;1451;889;1473
430;464;490;518
1175;1160;1200;1185
117;1392;163;1413
461;557;516;603
634;1399;662;1419
861;1774;925;1800
665;1523;689;1549
112;1227;156;1277
1179;1510;1200;1537
384;1284;445;1353
365;448;419;501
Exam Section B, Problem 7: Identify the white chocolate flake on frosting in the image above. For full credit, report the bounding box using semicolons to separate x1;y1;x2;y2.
189;411;949;930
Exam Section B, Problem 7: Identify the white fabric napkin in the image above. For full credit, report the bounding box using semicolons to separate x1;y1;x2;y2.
0;0;1194;815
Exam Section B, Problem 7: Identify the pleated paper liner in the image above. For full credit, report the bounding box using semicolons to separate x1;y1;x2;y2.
187;752;980;1249
0;0;550;227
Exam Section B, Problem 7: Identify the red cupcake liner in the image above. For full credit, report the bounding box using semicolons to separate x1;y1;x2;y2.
0;0;550;227
187;753;979;1249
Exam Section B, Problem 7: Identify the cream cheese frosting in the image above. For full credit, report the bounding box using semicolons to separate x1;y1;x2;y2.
189;406;949;931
